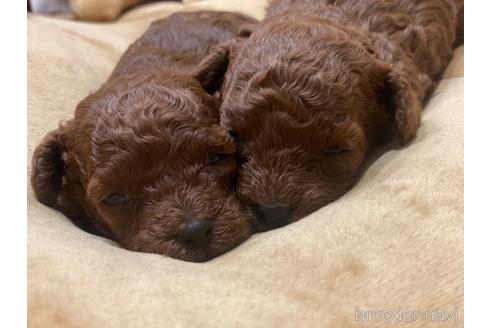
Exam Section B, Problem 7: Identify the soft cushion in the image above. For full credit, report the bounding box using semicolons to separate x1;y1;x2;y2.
28;1;463;327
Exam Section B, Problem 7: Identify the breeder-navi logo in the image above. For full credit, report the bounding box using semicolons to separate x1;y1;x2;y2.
354;306;459;322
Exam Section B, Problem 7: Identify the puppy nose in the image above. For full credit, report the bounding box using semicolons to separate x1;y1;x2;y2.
177;219;213;248
255;203;292;228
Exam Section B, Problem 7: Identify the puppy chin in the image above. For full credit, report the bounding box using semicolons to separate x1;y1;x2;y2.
163;225;252;262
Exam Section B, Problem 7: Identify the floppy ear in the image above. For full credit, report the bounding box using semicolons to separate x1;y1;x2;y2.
30;128;66;207
192;24;255;94
454;0;464;47
30;125;114;238
379;65;432;145
192;33;253;95
191;41;234;95
369;32;432;144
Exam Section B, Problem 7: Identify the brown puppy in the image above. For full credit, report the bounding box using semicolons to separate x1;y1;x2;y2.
31;11;257;262
196;0;463;231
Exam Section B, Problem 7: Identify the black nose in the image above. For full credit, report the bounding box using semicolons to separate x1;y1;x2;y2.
255;203;292;229
177;219;213;248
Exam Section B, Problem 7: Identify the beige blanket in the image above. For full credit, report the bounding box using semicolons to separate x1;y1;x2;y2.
27;1;464;327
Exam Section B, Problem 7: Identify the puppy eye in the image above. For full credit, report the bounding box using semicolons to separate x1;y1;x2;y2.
103;192;129;206
207;153;228;165
323;147;348;155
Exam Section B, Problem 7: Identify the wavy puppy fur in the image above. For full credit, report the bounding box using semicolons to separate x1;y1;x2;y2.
31;11;258;262
195;0;463;231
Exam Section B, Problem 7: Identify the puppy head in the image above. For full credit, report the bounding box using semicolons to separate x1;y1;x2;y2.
195;19;430;230
31;72;253;261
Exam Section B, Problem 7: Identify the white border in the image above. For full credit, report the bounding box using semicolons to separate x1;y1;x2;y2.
465;2;492;327
0;1;27;327
0;1;488;327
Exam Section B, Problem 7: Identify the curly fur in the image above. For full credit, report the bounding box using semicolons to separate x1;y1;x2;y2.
195;0;463;230
30;11;258;262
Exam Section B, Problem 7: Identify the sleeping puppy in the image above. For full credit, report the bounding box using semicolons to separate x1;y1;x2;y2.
31;11;257;262
196;0;463;231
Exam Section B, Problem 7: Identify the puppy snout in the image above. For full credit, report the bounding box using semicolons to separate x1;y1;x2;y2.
177;218;213;248
255;203;292;230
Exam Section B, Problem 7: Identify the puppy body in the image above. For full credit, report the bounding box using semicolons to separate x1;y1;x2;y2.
266;0;461;81
198;0;463;230
31;11;257;262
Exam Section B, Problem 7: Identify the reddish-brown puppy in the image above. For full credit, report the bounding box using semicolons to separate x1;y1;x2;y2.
197;0;463;231
31;11;257;262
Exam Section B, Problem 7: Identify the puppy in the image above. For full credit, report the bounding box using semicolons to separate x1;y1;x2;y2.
31;11;257;262
196;0;463;231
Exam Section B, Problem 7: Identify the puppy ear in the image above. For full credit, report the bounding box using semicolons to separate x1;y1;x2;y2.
380;66;432;145
369;32;432;144
31;125;113;239
191;42;232;95
454;0;464;47
31;128;66;207
192;25;256;94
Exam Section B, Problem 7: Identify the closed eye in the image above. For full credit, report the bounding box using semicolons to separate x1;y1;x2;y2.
206;153;228;165
323;147;348;155
103;192;129;206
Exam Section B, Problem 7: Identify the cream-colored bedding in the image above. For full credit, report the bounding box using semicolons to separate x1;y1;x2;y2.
27;1;464;327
